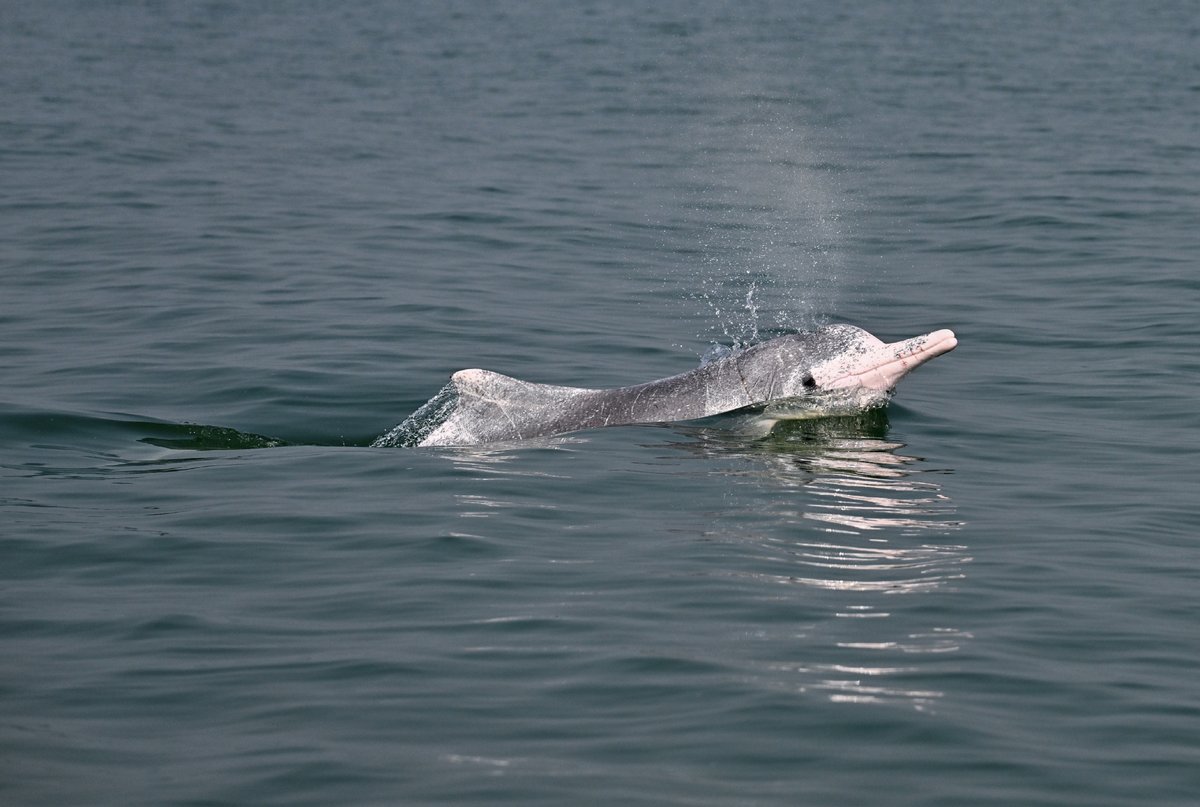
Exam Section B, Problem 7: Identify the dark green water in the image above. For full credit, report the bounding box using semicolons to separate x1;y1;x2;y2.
3;2;1198;805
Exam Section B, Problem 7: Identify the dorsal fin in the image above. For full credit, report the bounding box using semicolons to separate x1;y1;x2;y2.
401;369;598;446
450;369;590;404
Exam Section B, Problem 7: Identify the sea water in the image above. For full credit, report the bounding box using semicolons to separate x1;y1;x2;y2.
3;2;1198;805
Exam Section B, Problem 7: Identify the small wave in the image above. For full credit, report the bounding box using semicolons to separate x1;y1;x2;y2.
667;412;968;708
0;404;292;455
137;423;290;450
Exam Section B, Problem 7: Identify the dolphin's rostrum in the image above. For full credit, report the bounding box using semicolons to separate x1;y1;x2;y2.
373;324;957;448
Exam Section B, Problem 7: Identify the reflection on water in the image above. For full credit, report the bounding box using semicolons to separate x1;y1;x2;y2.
432;413;968;710
436;437;586;518
673;412;970;709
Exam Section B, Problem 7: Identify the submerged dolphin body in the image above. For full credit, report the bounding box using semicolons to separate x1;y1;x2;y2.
375;324;957;448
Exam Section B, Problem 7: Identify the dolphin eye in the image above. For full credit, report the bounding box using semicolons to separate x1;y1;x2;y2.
802;373;817;389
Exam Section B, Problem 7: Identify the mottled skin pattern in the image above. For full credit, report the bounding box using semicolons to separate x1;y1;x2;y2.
374;325;956;448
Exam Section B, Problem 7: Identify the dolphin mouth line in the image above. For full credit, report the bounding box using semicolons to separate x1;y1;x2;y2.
824;329;958;391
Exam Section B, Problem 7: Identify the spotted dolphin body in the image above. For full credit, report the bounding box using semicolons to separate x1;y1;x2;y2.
374;325;957;448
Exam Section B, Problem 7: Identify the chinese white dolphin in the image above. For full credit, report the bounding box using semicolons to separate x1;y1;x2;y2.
374;324;957;447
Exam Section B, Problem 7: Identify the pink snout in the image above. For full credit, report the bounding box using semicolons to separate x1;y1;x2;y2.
823;329;957;391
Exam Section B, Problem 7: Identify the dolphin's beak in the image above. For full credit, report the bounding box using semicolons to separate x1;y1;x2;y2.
824;329;958;391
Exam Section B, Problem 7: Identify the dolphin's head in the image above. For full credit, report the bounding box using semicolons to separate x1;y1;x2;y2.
738;324;957;411
807;324;958;393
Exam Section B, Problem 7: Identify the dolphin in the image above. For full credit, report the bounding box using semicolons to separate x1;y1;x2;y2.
374;324;957;448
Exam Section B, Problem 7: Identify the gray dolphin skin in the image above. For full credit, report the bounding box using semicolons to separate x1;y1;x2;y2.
374;324;957;448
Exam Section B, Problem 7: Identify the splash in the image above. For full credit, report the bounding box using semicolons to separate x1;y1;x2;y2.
371;382;459;448
672;110;849;349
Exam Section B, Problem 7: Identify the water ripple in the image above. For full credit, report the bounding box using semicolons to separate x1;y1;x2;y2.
672;415;969;708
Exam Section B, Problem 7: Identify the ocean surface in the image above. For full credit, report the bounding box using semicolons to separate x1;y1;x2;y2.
3;2;1198;804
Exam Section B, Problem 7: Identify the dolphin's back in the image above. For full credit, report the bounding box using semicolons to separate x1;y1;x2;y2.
375;335;815;448
395;355;756;447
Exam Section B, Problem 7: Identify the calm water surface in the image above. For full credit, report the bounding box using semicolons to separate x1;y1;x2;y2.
3;2;1198;805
